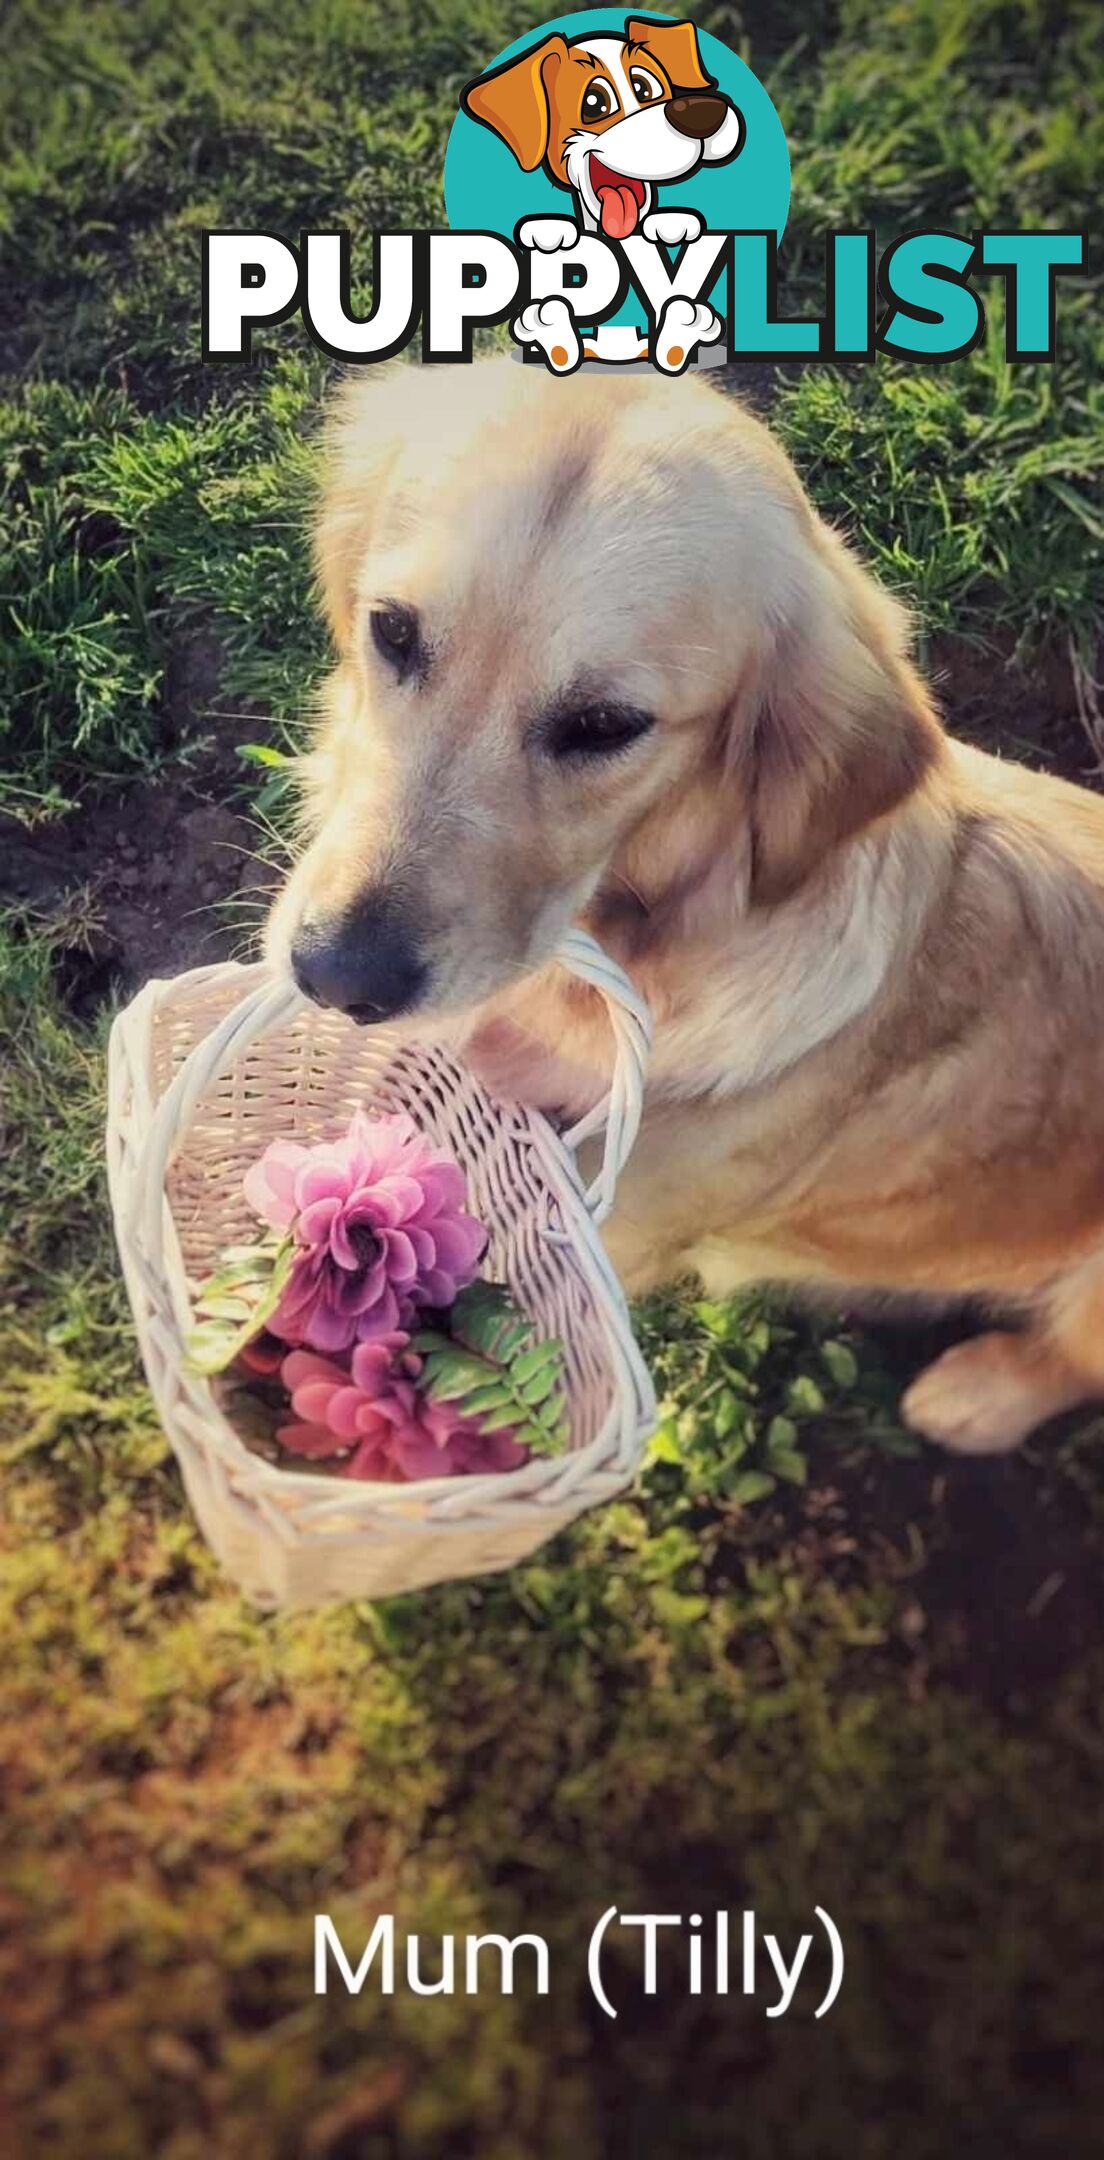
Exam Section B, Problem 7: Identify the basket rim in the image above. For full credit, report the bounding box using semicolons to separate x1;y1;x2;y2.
108;956;656;1530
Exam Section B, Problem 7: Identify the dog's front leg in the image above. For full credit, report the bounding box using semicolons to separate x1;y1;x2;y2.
461;1012;609;1127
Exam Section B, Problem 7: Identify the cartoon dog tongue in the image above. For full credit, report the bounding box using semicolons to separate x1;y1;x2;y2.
596;179;641;239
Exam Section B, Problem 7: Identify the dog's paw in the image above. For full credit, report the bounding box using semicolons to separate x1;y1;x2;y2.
900;1335;1045;1454
653;296;722;374
641;208;703;248
511;297;580;373
517;216;579;253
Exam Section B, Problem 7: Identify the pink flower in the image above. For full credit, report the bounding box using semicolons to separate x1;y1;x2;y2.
242;1110;487;1354
278;1343;528;1483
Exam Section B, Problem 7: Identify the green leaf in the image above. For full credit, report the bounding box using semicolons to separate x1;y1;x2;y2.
422;1350;491;1398
416;1282;570;1457
766;1415;799;1455
787;1374;826;1417
523;1420;566;1458
721;1429;751;1467
821;1340;859;1390
459;1381;513;1415
519;1366;559;1407
693;1300;734;1340
512;1340;563;1385
476;1402;530;1433
650;1586;709;1629
714;1386;741;1439
195;1293;255;1322
493;1322;532;1361
1044;477;1103;540
186;1321;241;1374
731;1470;776;1505
219;1244;282;1274
648;1418;683;1464
236;741;295;768
185;1237;295;1377
771;1448;808;1487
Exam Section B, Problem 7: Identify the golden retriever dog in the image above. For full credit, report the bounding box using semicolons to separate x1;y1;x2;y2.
266;357;1104;1454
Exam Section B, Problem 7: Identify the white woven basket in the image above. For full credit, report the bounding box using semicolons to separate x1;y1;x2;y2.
106;929;656;1609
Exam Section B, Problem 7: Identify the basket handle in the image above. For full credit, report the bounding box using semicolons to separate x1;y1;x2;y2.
133;972;307;1264
131;930;651;1259
554;928;652;1227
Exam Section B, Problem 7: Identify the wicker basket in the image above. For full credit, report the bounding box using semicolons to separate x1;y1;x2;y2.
106;929;656;1608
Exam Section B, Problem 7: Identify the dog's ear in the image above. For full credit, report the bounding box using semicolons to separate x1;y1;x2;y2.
733;521;943;904
461;35;567;171
625;17;714;92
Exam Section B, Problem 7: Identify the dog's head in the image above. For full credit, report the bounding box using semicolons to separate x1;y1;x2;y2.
268;360;940;1024
461;15;743;237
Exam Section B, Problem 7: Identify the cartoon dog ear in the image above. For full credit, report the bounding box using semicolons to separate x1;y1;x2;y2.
625;16;715;92
461;35;568;172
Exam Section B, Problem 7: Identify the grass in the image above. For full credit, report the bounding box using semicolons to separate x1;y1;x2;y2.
3;1;1104;2152
2;0;1100;812
769;0;1103;660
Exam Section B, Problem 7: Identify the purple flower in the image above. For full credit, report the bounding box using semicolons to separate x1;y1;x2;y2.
279;1343;528;1483
242;1110;487;1354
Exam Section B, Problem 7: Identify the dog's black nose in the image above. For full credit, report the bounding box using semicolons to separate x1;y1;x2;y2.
667;92;730;140
290;896;427;1023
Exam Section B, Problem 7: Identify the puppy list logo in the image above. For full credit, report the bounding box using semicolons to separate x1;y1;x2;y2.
202;8;1086;375
446;9;787;372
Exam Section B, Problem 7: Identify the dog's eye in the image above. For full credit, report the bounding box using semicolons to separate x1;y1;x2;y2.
370;602;420;677
545;701;654;760
629;67;663;104
581;78;618;122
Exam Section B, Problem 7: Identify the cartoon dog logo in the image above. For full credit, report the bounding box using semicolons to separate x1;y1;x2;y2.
461;14;744;366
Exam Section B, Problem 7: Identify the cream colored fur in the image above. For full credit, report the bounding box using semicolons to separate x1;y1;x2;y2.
268;358;1104;1453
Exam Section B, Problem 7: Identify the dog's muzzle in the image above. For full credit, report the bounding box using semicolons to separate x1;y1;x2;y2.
290;892;428;1024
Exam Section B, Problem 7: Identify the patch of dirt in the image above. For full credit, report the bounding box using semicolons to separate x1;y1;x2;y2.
1;639;279;1007
929;630;1101;784
818;1436;1104;1719
726;1300;1104;1719
1;775;273;1006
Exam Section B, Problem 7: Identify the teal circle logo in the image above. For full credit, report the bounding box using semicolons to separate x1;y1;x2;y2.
444;10;789;247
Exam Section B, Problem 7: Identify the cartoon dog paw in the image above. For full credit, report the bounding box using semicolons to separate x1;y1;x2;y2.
641;209;703;248
653;296;723;374
511;297;580;374
517;216;579;253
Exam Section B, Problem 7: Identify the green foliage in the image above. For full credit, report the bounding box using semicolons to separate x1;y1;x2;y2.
0;367;326;815
1;0;1100;817
185;1238;293;1375
637;1288;919;1517
761;0;1104;655
414;1281;570;1456
772;323;1103;653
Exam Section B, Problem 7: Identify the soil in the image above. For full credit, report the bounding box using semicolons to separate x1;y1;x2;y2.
1;634;278;1007
762;1411;1104;1720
